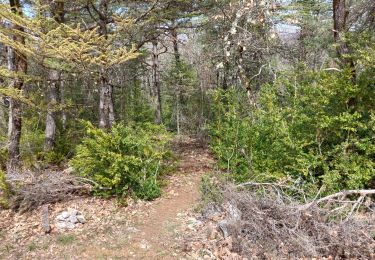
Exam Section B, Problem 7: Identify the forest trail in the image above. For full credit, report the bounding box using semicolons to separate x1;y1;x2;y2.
117;137;214;259
88;139;213;259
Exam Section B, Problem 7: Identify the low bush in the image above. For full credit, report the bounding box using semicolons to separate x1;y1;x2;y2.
70;122;173;200
200;174;223;206
0;170;12;209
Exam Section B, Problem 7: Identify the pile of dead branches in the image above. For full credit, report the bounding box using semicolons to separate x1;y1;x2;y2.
6;170;92;213
205;184;375;259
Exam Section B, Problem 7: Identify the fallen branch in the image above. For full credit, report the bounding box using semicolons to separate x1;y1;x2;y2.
202;185;375;259
237;181;305;194
7;171;93;212
300;189;375;211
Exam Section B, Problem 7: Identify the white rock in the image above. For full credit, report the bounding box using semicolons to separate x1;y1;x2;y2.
56;221;75;230
77;214;86;224
69;214;79;224
228;204;241;221
56;215;67;221
60;211;70;219
126;227;139;233
218;220;229;238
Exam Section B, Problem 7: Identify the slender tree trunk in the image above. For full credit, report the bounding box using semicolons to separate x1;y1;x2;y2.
299;24;307;62
7;0;27;173
99;68;114;129
44;0;65;151
223;60;230;90
0;26;8;132
171;27;180;63
152;40;162;125
44;70;59;151
333;0;355;70
176;94;180;135
97;2;115;129
171;26;182;133
0;89;6;133
60;79;67;130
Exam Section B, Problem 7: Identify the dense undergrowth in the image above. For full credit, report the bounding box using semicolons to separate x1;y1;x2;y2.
70;122;173;200
208;68;375;196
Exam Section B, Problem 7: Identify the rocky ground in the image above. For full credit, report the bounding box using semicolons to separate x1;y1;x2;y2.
0;137;227;260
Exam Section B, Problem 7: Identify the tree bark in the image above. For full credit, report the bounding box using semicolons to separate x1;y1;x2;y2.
152;39;162;125
44;0;65;151
171;27;180;64
176;94;180;135
171;26;183;134
99;68;115;129
44;70;59;152
97;1;115;129
7;0;27;173
60;79;67;130
333;0;355;69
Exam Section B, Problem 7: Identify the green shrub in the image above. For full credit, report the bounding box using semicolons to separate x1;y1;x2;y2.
70;122;172;200
208;69;375;195
0;170;12;209
200;174;223;205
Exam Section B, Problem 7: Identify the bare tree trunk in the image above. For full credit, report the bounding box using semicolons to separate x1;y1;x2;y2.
333;0;355;70
171;26;182;133
97;1;115;129
44;70;59;151
99;68;114;129
7;0;27;173
0;99;6;134
44;0;65;151
1;45;9;134
152;39;162;125
60;79;67;130
176;94;180;135
171;27;180;64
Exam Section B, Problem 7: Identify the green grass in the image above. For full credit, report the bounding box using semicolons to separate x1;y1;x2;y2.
56;234;76;245
27;242;38;251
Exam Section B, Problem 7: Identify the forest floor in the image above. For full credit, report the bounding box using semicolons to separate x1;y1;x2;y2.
0;137;215;259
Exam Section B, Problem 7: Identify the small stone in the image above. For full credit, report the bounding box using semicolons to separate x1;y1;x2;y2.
218;220;229;238
77;215;86;224
56;221;75;230
69;214;79;224
56;215;66;221
227;204;241;221
65;222;75;229
126;227;139;233
56;211;70;221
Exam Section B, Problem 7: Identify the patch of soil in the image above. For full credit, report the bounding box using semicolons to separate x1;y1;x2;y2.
0;137;214;260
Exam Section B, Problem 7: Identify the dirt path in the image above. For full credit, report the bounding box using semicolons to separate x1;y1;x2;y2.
120;138;213;259
0;137;214;260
